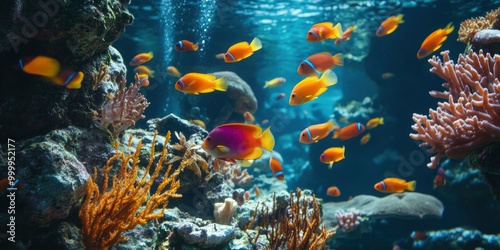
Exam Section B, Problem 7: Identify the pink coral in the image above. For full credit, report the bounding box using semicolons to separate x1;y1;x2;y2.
95;74;150;136
335;208;363;232
410;50;500;169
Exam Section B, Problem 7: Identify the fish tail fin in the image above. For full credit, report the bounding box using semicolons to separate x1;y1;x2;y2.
332;130;339;139
407;180;417;191
396;14;405;23
263;81;270;88
149;70;155;78
444;22;454;34
65;71;84;89
258;126;275;152
380;117;384;125
214;77;228;91
250;37;262;52
332;53;344;66
334;39;341;45
320;69;338;87
326;119;336;132
341;145;346;159
148;51;154;57
193;44;199;51
330;23;343;39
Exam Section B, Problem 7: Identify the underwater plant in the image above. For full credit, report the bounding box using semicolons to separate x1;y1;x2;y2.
79;131;184;250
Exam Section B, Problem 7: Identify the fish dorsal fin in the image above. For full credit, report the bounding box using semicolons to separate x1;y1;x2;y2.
217;145;230;153
313;22;333;28
188;73;216;81
236;159;254;167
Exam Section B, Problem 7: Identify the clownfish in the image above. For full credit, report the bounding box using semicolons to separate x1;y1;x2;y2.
335;25;356;45
374;177;416;193
19;56;83;89
289;69;338;106
166;66;181;77
263;77;286;88
299;119;336;144
320;146;345;169
130;52;153;66
376;14;404;37
175;73;227;95
174;40;199;52
366;117;384;129
306;22;343;42
417;22;454;59
202;123;275;161
19;56;60;77
269;156;284;181
0;179;23;193
224;37;262;63
136;73;150;86
244;111;255;124
297;52;344;76
360;133;371;145
134;65;155;78
333;122;365;140
327;186;341;197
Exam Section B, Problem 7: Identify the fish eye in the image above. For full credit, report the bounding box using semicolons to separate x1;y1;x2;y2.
175;81;180;85
291;94;295;98
206;137;211;141
307;31;313;35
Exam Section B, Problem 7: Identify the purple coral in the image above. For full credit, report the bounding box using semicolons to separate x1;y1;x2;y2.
335;208;363;232
410;50;500;169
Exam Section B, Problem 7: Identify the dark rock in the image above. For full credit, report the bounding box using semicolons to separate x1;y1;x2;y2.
469;142;500;199
411;227;500;250
113;220;159;250
471;29;500;55
175;222;235;248
32;222;84;250
147;113;208;142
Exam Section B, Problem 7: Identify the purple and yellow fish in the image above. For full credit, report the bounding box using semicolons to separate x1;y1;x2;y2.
202;123;275;161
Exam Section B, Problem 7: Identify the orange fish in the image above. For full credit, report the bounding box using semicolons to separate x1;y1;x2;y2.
19;56;60;77
174;40;199;52
134;65;155;77
263;77;286;88
382;72;394;79
374;177;416;193
433;167;446;189
130;52;153;65
366;117;384;129
255;186;262;197
189;119;206;129
137;73;150;86
244;111;255;124
360;133;371;145
417;22;454;59
289;69;338;105
166;66;181;77
269;156;284;181
215;53;225;59
0;179;23;193
410;231;427;240
333;122;365;140
299;119;336;144
202;123;275;160
327;186;341;197
224;37;262;63
376;14;404;37
297;52;343;76
48;69;84;89
306;22;343;42
175;73;227;95
320;146;345;169
335;25;356;45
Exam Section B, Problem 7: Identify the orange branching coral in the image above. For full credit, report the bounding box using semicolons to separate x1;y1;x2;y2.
79;131;184;250
458;7;500;44
253;189;334;250
410;50;500;169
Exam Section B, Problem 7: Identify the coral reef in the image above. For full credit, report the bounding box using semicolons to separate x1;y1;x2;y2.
410;50;500;169
335;208;365;232
179;71;257;129
94;74;150;137
458;7;500;47
409;227;500;250
79;131;184;250
214;198;238;225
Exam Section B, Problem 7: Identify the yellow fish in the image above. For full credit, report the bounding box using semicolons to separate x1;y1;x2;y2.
134;65;155;78
289;69;337;105
166;66;181;77
366;117;384;129
263;77;286;88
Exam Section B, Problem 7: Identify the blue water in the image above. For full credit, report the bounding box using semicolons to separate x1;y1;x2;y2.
117;0;500;248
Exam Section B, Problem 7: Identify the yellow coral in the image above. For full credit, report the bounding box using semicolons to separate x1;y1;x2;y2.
79;131;184;250
458;7;500;44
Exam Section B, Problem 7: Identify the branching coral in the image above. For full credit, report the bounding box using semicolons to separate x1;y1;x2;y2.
94;74;150;137
167;131;209;179
458;7;500;45
247;189;334;250
410;50;500;169
79;131;184;250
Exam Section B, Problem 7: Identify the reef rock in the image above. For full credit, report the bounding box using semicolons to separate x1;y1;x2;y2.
147;113;208;141
411;227;500;250
179;71;257;129
323;192;444;228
